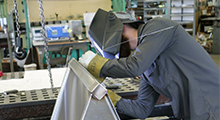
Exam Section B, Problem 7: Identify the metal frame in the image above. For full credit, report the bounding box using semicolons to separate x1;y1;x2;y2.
51;58;120;120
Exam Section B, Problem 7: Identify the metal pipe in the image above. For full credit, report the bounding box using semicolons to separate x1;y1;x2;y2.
23;0;31;50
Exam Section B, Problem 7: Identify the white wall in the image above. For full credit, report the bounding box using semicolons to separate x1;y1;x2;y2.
8;0;112;22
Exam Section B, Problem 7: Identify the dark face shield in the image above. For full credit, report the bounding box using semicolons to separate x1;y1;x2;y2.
88;9;144;59
89;34;119;59
88;9;123;57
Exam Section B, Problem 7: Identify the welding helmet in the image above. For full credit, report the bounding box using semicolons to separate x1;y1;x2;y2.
88;8;144;59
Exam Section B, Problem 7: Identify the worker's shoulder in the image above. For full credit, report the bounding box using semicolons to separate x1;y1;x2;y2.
150;17;173;23
146;17;178;27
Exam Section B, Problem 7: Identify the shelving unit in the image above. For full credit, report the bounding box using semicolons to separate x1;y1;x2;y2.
170;0;196;38
140;0;170;21
129;0;196;38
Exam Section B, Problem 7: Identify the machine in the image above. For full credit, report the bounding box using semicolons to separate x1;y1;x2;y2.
68;20;85;40
31;27;44;41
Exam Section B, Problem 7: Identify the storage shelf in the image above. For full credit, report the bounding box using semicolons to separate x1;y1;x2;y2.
144;7;167;10
144;15;167;18
171;5;194;8
170;0;196;37
172;0;192;1
138;0;167;2
184;28;193;32
170;13;194;16
173;20;193;24
130;0;196;38
0;34;8;39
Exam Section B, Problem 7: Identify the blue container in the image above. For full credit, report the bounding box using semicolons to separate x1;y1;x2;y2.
46;25;69;38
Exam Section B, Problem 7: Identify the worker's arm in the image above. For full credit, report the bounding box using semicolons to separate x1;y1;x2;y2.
101;18;179;78
79;18;178;79
116;75;160;119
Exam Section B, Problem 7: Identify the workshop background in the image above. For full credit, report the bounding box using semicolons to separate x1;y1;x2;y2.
0;0;219;120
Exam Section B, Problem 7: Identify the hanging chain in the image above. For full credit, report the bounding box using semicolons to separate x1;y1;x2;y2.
38;0;54;89
13;0;21;38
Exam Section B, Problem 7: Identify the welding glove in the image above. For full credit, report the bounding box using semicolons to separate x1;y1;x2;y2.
79;50;109;83
107;89;122;107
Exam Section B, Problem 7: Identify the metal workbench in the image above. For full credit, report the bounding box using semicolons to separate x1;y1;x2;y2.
0;76;173;120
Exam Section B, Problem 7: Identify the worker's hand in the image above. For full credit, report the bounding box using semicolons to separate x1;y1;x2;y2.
107;89;121;107
79;50;96;68
79;50;109;83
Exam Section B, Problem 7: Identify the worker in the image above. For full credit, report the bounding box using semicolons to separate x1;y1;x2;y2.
79;8;220;120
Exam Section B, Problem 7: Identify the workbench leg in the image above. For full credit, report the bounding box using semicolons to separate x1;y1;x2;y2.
76;49;79;60
0;48;3;71
35;47;45;69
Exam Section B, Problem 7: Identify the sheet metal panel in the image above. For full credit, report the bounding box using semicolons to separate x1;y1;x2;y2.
51;58;120;120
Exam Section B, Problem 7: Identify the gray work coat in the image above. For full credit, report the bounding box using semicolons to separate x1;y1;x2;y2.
101;17;220;120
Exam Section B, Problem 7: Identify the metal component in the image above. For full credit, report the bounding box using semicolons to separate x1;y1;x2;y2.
38;0;54;89
0;88;59;120
103;77;139;96
81;95;120;120
51;59;119;120
15;37;27;60
6;93;18;98
20;91;26;96
13;0;20;38
13;0;27;60
1;89;18;94
55;13;59;24
65;47;73;67
68;58;107;100
0;89;18;98
23;0;31;50
105;84;120;89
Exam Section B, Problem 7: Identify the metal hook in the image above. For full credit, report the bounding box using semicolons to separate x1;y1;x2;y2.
14;37;27;60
